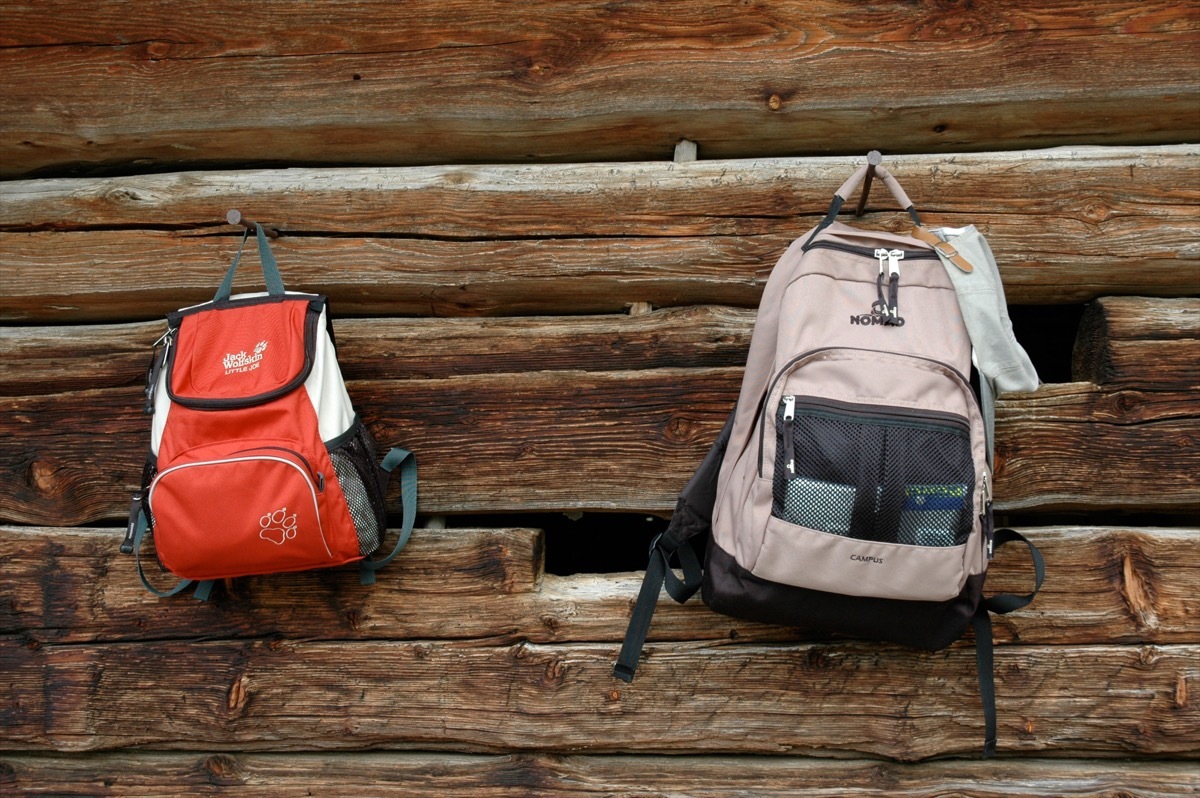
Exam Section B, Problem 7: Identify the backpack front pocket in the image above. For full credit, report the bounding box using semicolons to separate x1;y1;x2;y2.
773;396;975;547
148;442;341;580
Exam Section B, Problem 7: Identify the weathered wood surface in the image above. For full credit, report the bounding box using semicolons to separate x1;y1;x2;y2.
992;383;1200;511
1;1;1197;177
0;308;756;396
2;146;1197;321
3;634;1195;759
1073;297;1200;390
2;526;1195;647
4;753;1197;797
2;371;1196;524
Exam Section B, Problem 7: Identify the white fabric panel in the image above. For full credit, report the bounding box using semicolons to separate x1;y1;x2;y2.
152;294;354;455
304;305;356;443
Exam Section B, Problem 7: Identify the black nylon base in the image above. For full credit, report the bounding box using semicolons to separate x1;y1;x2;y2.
702;539;983;651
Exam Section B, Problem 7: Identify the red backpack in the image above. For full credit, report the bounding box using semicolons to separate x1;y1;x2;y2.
121;224;416;599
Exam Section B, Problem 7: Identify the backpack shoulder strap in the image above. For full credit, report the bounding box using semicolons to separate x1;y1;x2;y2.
612;410;735;682
125;496;210;599
972;528;1046;756
358;447;418;585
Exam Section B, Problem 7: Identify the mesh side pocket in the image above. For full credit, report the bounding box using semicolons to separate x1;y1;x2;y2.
772;398;975;547
329;422;389;556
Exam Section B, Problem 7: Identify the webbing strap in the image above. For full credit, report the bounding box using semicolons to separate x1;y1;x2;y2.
971;608;998;757
359;447;418;585
131;507;195;598
214;223;285;302
972;528;1045;757
612;536;702;682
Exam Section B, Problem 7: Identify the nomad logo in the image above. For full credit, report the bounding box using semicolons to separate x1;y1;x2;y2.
223;340;269;375
259;506;298;545
850;554;884;565
850;308;905;327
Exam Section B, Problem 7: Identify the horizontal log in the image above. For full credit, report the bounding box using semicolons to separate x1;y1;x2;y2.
2;369;1197;524
1073;297;1200;389
2;526;1196;648
1;1;1197;176
2;147;1197;321
0;368;737;524
3;752;1197;797
992;383;1200;512
0;307;756;395
2;635;1195;758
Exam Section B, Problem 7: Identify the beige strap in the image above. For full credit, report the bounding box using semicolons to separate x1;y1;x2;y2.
911;225;976;273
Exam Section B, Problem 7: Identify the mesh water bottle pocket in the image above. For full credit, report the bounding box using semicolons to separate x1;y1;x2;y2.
329;421;389;556
772;397;975;546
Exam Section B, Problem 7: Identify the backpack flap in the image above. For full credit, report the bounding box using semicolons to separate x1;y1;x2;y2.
165;295;322;409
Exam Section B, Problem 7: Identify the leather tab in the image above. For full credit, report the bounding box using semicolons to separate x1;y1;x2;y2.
911;225;976;273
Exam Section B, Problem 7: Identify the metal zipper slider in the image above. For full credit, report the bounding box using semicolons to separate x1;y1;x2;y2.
143;327;176;415
874;248;889;276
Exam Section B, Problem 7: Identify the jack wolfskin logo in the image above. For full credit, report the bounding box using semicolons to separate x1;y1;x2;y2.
259;506;298;545
223;340;269;374
850;554;884;564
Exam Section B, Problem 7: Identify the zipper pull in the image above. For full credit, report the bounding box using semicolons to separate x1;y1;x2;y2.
781;395;797;478
981;472;995;559
121;491;145;554
885;249;904;324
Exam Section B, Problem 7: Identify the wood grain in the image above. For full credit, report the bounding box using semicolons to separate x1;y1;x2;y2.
992;383;1200;511
3;752;1197;797
2;526;1196;648
2;372;1197;525
2;635;1196;759
1072;297;1200;389
0;1;1196;176
2;146;1197;321
0;308;756;395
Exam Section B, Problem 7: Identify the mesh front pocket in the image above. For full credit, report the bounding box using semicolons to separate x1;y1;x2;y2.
329;422;389;556
772;397;975;546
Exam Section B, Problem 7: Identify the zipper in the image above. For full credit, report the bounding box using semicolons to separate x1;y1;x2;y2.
164;303;321;410
232;445;325;492
148;453;331;558
806;240;938;261
780;395;797;478
757;347;976;477
790;396;970;435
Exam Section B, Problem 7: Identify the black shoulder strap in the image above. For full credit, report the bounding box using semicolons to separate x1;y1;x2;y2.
612;410;735;682
972;528;1045;756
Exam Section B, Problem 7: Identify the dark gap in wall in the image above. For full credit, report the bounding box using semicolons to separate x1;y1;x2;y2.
1007;304;1087;384
445;512;668;576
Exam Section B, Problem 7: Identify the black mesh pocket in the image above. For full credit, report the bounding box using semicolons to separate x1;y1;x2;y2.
772;397;975;547
329;421;389;556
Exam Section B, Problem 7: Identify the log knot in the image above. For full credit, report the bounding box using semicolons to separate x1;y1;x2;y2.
226;673;251;714
202;754;243;786
1119;547;1160;631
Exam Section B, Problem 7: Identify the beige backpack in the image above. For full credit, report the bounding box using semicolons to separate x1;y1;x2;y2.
616;161;1044;757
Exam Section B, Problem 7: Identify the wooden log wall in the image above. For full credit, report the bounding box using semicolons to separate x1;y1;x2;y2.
1;1;1198;795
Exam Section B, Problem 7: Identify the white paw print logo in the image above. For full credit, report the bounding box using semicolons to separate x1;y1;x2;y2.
254;340;269;356
259;507;298;545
